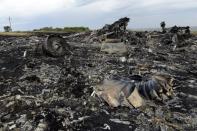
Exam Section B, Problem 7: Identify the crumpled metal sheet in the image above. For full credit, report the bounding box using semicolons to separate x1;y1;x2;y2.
96;74;174;108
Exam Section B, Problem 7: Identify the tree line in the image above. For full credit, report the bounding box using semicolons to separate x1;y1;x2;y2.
33;27;90;33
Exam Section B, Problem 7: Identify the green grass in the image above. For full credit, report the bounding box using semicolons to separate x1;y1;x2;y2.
0;32;32;37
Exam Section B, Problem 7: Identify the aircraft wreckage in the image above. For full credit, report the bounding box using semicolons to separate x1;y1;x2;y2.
0;17;197;130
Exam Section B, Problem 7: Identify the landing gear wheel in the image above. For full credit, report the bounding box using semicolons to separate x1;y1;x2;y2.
42;35;71;57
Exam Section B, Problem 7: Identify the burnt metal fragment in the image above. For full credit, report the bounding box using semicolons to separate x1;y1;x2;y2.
96;74;174;108
42;35;71;57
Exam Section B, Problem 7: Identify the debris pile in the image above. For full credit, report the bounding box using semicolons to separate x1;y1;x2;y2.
0;18;197;130
96;74;174;108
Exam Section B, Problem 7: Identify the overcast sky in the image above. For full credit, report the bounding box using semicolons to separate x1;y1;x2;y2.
0;0;197;31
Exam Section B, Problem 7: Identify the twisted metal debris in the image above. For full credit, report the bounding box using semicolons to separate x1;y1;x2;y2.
0;18;197;130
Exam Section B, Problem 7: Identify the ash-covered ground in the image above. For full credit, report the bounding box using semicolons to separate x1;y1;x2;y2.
0;33;197;131
0;30;197;130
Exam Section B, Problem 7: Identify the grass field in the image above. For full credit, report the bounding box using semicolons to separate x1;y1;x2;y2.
0;31;70;37
192;31;197;36
0;32;32;37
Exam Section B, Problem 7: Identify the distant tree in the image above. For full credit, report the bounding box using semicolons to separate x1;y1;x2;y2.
41;27;53;31
4;26;12;32
63;27;90;32
33;26;90;33
55;27;63;31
